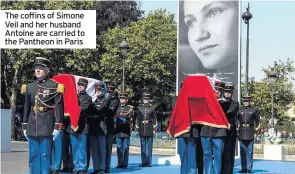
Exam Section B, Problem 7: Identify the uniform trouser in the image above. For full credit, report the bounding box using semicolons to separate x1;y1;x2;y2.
70;133;87;171
116;137;130;166
86;137;90;169
222;134;237;174
201;137;224;174
62;131;74;169
140;136;153;165
196;138;203;174
177;137;197;174
90;135;106;171
106;134;113;169
51;132;62;171
28;136;52;174
240;140;254;171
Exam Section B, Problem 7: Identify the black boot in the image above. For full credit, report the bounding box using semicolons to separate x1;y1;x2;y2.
80;170;88;174
98;169;104;174
73;170;79;174
51;170;59;174
59;168;69;172
238;169;248;173
90;169;99;174
139;164;146;167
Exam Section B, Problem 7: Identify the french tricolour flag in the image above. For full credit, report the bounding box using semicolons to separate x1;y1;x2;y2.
73;75;106;102
52;74;105;131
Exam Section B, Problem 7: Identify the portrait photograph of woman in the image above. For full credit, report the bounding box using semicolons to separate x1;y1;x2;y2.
178;0;240;100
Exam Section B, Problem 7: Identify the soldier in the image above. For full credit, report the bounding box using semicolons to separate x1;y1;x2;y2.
200;81;229;174
105;82;120;173
177;81;200;174
222;84;240;174
136;92;157;167
60;114;74;173
21;57;64;174
237;95;260;173
178;127;201;174
89;83;111;174
67;78;92;174
114;93;134;169
51;121;63;174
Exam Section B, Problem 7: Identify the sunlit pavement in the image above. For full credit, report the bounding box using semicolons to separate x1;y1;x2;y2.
2;142;295;173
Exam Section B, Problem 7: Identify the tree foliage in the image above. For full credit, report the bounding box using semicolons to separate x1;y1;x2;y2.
1;0;144;105
100;9;177;110
0;0;143;139
242;58;295;127
65;1;144;79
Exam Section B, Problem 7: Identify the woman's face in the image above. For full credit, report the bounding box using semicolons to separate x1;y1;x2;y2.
183;0;238;69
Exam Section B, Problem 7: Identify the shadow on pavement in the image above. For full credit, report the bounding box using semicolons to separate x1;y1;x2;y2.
78;163;171;174
233;159;269;174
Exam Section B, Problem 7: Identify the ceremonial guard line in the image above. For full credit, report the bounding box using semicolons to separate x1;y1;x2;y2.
20;59;260;174
168;75;260;174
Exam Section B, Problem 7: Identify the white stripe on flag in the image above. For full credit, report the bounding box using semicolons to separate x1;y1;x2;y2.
73;75;104;102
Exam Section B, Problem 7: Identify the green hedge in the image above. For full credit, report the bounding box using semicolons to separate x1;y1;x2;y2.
254;144;295;155
130;138;295;155
130;138;176;149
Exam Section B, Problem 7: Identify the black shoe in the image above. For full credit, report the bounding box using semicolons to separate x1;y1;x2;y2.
73;171;79;174
98;169;104;174
238;170;248;173
60;168;69;172
247;170;252;173
147;164;152;167
122;165;127;169
139;164;146;167
116;165;122;168
68;168;74;173
80;170;88;174
104;168;111;173
51;170;59;174
90;170;99;174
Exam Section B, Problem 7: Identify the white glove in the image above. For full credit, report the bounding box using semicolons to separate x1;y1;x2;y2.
23;130;28;141
52;129;61;141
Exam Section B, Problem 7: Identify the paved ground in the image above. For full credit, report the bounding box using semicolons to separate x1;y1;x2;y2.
1;142;172;173
2;142;295;173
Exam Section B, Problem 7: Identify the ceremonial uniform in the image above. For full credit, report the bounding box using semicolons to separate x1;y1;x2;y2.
222;84;240;174
61;115;74;173
51;122;63;174
105;82;119;173
177;125;200;174
136;93;157;167
21;57;64;174
200;82;229;174
67;78;92;174
114;93;134;169
177;81;202;174
89;83;111;174
237;96;260;173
